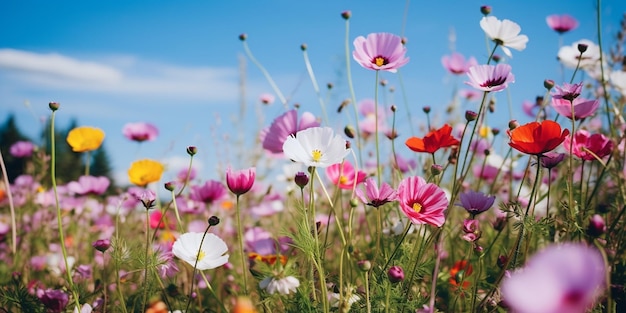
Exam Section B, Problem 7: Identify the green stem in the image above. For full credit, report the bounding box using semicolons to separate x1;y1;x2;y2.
185;224;212;312
142;209;150;311
0;150;17;255
344;17;363;167
234;194;249;295
242;40;287;109
302;48;329;125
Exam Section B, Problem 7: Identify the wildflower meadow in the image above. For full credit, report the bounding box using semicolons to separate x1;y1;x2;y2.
3;3;626;313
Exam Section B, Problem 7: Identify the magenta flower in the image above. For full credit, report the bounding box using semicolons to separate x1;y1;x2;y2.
260;109;320;154
501;243;606;313
441;52;478;75
546;14;579;34
122;122;159;142
563;130;613;161
190;180;227;203
551;97;599;121
461;219;480;242
552;82;583;101
9;140;36;158
37;288;69;313
465;64;515;92
325;161;366;190
355;177;397;208
397;176;448;227
457;190;495;216
226;166;256;196
67;175;110;196
352;32;409;73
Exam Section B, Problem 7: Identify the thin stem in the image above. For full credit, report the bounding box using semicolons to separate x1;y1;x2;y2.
142;209;150;311
185;224;212;312
0;150;17;255
302;48;329;125
84;151;90;176
241;40;288;109
200;272;228;313
374;70;382;186
344;17;363;166
234;194;249;295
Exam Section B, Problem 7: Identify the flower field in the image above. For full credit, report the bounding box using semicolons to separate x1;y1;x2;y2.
2;4;626;313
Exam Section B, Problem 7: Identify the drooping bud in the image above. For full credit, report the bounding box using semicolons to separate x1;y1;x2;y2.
344;125;355;139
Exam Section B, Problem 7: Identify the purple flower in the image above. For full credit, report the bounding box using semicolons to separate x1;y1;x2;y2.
457;190;495;216
546;14;579;34
551;97;599;121
67;175;110;196
260;109;320;154
552;82;583;101
352;32;409;73
190;180;227;203
226;167;256;196
135;188;156;209
9;141;36;158
441;52;478;75
465;64;515;92
37;288;69;313
501;243;606;313
122;122;159;142
355;177;397;208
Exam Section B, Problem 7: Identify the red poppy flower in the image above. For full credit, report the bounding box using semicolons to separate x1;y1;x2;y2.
507;120;569;155
405;124;460;154
449;260;473;290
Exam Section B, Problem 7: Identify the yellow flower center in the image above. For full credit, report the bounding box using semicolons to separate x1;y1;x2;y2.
311;149;323;162
374;56;386;67
413;202;422;213
339;175;348;185
197;250;206;261
479;126;490;138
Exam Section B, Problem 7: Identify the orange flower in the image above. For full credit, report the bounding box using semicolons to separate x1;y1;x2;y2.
405;124;460;154
231;296;257;313
507;120;569;155
449;260;473;290
66;126;105;152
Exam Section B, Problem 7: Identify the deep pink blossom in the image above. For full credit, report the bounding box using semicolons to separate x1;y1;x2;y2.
501;243;606;313
37;288;69;313
397;176;448;227
9;140;36;158
441;52;478;75
546;14;579;34
67;175;110;196
461;219;480;242
355;177;398;208
260;109;320;154
122;122;159;142
551;97;599;120
190;180;227;203
325;161;366;190
465;64;515;92
352;32;409;73
563;130;613;161
226;167;256;196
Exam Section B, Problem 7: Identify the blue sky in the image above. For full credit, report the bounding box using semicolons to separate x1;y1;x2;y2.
1;0;625;184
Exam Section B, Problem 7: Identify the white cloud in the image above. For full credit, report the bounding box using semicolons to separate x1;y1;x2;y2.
0;48;239;102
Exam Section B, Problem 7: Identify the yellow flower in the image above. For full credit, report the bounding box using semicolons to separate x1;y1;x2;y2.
128;159;164;186
66;126;105;152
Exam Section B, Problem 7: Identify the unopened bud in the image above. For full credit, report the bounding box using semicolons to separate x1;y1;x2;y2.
49;102;60;111
480;5;492;15
238;33;247;41
492;54;501;63
295;172;309;189
92;239;111;253
431;164;443;176
186;146;198;156
491;128;500;136
164;181;176;192
344;125;355;139
388;266;404;283
508;120;519;130
587;214;606;237
497;255;508;269
327;82;334;90
391;105;397;113
423;106;431;114
300;43;307;51
401;37;407;45
208;216;220;226
465;110;478;122
577;43;588;54
350;198;359;208
543;79;555;90
380;79;388;86
341;10;351;20
357;260;371;272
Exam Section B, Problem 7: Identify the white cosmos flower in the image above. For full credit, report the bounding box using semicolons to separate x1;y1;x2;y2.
610;70;626;97
282;127;350;168
259;276;300;295
172;232;229;270
480;16;529;58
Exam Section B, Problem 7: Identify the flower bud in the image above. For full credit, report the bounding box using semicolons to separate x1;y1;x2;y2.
344;125;355;139
327;82;334;90
577;43;588;54
491;128;500;136
164;181;176;192
387;266;404;283
497;255;508;269
186;146;198;156
92;239;111;253
465;110;478;122
492;216;507;231
49;102;60;111
380;79;388;86
431;164;443;176
422;106;431;114
401;37;407;45
587;214;606;237
208;215;221;226
543;79;555;90
350;198;359;208
238;33;247;41
300;43;307;51
390;105;397;113
295;172;309;189
357;260;371;272
508;120;519;130
480;5;491;15
341;10;351;20
492;54;501;63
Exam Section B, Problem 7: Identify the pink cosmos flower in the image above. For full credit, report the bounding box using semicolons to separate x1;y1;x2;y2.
358;98;388;135
352;32;409;73
441;52;478;75
355;177;397;208
546;14;579;34
67;176;110;196
501;243;606;313
259;93;275;105
552;82;583;101
393;154;417;173
260;109;320;154
190;180;227;204
461;219;480;242
459;89;482;102
397;176;448;227
122;122;159;142
563;130;613;161
551;97;599;120
465;64;515;92
325;161;366;190
226;167;256;196
9;141;36;158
